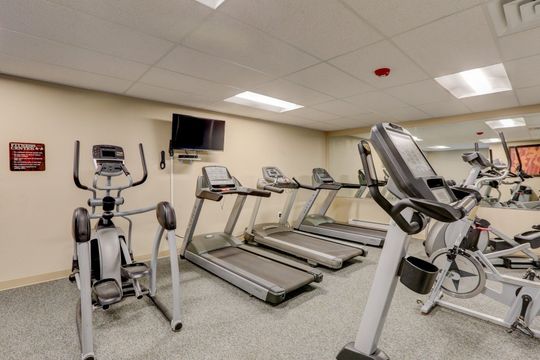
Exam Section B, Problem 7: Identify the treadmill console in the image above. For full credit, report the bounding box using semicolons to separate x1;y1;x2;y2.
203;166;236;190
369;123;456;204
262;166;294;187
92;145;125;176
312;168;335;185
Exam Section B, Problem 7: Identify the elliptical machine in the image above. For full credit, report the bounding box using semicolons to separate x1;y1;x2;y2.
70;141;182;360
424;132;540;269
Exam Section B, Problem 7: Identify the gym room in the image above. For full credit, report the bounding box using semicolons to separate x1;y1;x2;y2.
1;1;540;359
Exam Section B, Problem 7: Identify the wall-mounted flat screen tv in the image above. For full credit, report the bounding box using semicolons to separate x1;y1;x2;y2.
171;113;225;151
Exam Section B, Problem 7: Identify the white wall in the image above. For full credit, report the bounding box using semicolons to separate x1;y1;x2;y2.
0;76;326;288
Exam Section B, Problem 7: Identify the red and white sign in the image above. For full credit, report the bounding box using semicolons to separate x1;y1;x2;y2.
9;142;46;171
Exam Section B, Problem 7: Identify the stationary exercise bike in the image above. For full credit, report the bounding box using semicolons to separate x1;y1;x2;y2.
421;213;540;338
425;133;540;269
70;141;182;360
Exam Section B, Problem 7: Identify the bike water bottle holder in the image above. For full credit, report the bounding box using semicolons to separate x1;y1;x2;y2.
399;256;439;294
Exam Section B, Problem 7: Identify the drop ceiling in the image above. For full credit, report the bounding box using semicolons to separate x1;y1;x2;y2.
349;113;540;151
1;0;540;131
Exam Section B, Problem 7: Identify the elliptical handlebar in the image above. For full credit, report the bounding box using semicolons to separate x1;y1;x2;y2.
73;141;96;196
132;143;148;187
73;141;148;193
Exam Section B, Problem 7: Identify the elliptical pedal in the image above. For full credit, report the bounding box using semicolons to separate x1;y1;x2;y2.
92;278;123;306
121;262;150;279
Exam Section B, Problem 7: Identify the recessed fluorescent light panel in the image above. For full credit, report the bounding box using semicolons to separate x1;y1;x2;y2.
479;138;501;144
224;91;303;113
195;0;226;9
427;145;451;150
435;63;512;99
485;117;526;129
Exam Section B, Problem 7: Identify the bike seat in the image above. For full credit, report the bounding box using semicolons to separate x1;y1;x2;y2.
92;278;122;306
514;231;540;249
121;263;149;279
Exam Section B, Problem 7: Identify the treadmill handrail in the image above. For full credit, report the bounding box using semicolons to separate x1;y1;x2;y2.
196;190;224;201
292;177;341;191
210;187;271;198
263;185;285;194
339;182;361;189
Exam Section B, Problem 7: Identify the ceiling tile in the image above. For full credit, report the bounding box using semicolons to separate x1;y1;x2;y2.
206;101;282;120
137;68;240;101
183;13;318;76
0;0;173;64
330;116;379;129
515;86;540;106
375;105;430;122
506;54;540;89
254;79;333;106
330;40;429;89
460;91;519;112
311;99;373;117
385;80;454;105
416;99;471;117
345;91;408;112
287;107;340;121
263;112;317;126
49;0;212;42
126;83;216;108
0;53;132;93
498;26;540;62
218;0;382;60
303;121;338;131
285;63;373;97
0;28;148;80
343;0;484;37
393;6;500;76
157;45;273;88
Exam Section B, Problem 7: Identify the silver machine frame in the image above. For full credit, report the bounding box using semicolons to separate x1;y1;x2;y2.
180;168;322;305
293;169;386;247
338;123;480;359
71;141;182;360
421;215;540;338
245;167;366;269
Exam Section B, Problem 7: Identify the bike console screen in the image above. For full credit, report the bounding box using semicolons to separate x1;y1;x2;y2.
370;123;455;204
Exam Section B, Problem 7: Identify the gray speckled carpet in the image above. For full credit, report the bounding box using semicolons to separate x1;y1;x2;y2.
1;239;539;360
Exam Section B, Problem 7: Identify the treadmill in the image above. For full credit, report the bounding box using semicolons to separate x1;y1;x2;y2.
180;165;322;304
294;168;386;247
245;167;366;269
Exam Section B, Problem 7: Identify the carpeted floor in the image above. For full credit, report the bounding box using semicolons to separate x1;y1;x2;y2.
1;239;539;360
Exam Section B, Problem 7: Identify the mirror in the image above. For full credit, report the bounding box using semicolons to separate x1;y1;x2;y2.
328;112;540;210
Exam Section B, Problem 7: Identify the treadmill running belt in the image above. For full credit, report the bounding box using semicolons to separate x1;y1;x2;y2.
320;222;385;238
206;247;314;293
270;232;363;259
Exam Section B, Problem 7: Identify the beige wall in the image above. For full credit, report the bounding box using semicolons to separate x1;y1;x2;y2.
0;76;326;289
425;149;484;184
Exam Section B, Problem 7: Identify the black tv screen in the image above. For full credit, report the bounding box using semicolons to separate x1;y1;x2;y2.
171;114;225;151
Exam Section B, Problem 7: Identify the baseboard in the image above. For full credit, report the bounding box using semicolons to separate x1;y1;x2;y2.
0;250;172;292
